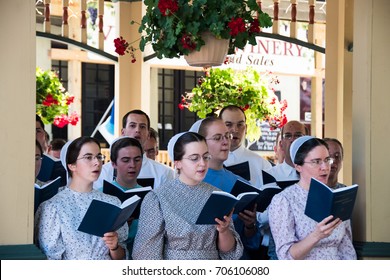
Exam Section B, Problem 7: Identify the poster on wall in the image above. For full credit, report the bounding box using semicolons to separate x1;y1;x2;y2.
300;77;325;122
248;90;281;152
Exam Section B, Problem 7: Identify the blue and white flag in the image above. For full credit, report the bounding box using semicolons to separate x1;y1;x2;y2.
98;101;115;145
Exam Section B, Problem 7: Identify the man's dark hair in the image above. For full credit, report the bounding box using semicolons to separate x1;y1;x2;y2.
323;138;344;157
50;138;67;151
218;105;246;121
122;109;151;129
149;127;159;140
110;137;143;164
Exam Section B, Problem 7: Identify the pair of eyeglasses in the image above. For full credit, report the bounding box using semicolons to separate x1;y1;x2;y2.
282;132;305;140
303;157;334;168
206;133;233;142
183;154;212;163
77;154;106;162
35;155;43;161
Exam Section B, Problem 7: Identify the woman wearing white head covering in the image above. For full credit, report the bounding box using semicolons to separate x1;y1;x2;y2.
268;136;356;260
35;136;128;260
132;132;243;260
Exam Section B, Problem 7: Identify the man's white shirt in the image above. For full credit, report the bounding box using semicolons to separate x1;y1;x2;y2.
266;160;299;181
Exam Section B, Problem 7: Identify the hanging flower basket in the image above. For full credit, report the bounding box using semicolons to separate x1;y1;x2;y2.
179;67;288;142
113;0;273;63
184;32;229;67
36;67;79;128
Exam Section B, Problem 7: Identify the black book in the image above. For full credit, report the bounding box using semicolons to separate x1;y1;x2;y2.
195;191;259;225
304;178;358;222
78;195;141;237
224;162;251;181
137;178;155;189
34;176;61;213
262;170;298;189
37;154;67;186
230;179;283;212
102;180;152;219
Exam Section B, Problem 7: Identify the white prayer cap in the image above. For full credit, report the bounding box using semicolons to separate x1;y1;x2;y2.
60;140;73;170
290;136;314;163
189;119;204;133
167;132;187;162
109;136;131;154
60;139;74;185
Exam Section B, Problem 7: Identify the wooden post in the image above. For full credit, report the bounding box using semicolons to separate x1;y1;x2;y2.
308;0;316;44
80;0;87;44
62;0;69;37
272;0;280;34
290;0;297;38
98;0;104;50
43;0;51;33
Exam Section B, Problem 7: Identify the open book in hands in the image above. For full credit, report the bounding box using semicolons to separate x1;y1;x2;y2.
304;178;358;222
224;161;251;181
37;154;67;186
195;191;259;225
262;170;299;189
34;176;62;213
78;195;141;237
230;179;284;212
103;180;152;219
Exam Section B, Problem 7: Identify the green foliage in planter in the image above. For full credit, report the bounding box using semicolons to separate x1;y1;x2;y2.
180;67;287;141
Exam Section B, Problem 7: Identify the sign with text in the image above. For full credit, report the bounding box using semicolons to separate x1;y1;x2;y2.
147;37;315;76
223;37;315;76
249;122;280;152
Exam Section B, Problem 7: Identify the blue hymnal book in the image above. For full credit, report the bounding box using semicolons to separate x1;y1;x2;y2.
262;170;298;189
304;178;358;222
34;176;61;213
224;162;251;181
195;191;258;225
137;178;155;189
230;179;283;212
37;154;67;186
103;180;152;219
78;195;141;237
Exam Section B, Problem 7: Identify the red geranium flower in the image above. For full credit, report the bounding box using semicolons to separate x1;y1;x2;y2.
53;112;80;128
42;94;59;106
66;96;75;105
113;37;137;63
249;19;260;34
53;115;69;128
228;17;246;37
181;34;197;51
114;36;129;56
158;0;179;16
240;104;250;111
68;111;79;126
